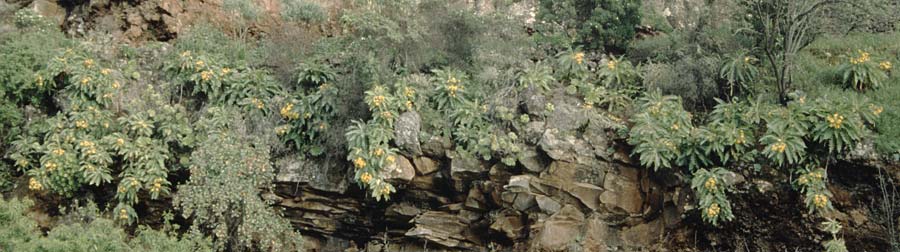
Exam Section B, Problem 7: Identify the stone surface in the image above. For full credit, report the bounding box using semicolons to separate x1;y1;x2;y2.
534;205;585;251
385;155;416;183
413;156;441;175
599;167;644;214
405;211;479;249
394;111;423;156
518;146;548;173
540;128;595;165
275;154;348;194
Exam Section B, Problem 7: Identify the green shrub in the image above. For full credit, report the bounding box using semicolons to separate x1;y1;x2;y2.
177;107;303;252
281;0;327;23
534;0;642;51
0;198;213;252
691;168;735;226
837;49;890;91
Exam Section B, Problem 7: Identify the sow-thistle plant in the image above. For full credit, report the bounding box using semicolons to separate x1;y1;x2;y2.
837;49;888;91
691;168;735;226
719;52;758;98
430;68;468;110
628;91;693;170
345;120;397;201
810;97;868;153
821;218;849;252
555;49;589;82
598;55;641;89
794;165;834;215
760;101;812;166
703;98;756;164
517;61;556;92
278;83;338;156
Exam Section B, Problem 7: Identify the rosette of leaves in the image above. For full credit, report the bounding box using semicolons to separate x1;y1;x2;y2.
555;49;589;83
794;166;834;215
295;60;337;87
719;51;758;98
279;83;338;156
821;219;848;252
582;85;632;113
702;98;756;164
837;50;887;91
691;168;735;226
628;91;693;170
598;55;641;89
760;102;812;166
345;120;398;201
517;61;556;92
430;68;468;111
809;96;869;153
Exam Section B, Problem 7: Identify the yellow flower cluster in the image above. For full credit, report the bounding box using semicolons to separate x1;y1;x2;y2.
850;50;871;64
116;138;125;146
101;68;112;75
573;52;585;65
276;125;289;136
195;60;205;68
826;113;844;129
118;208;129;220
373;148;384;157
181;51;191;58
381;111;393;119
372;95;385;107
84;165;96;172
221;67;232;75
360;172;373;183
28;178;43;191
83;59;94;68
735;130;747;145
607;60;617;70
45;161;58;171
112;80;121;89
404;87;415;98
15;158;29;168
280;103;299;120
75;119;88;129
813;194;829;208
447;77;461;97
80;140;97;155
80;77;91;86
770;140;787;153
671;123;679;130
251;98;264;109
706;203;721;218
52;148;66;156
200;70;213;81
405;100;413;110
379;185;391;195
354;157;367;169
744;56;752;64
35;75;44;87
870;104;884;116
150;178;164;193
704;177;717;191
386;155;396;164
881;61;892;71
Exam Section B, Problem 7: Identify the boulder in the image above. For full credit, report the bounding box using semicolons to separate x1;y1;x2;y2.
275;155;348;194
619;218;663;249
544;95;590;132
523;121;546;144
384;155;415;183
394;111;423;156
518;146;548;173
422;135;453;158
535;195;562;214
490;210;525;240
539;128;595;166
405;211;479;249
534;205;585;251
413;156;440;175
599;166;644;214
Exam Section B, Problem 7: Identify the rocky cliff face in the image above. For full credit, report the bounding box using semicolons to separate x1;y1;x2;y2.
269;89;688;252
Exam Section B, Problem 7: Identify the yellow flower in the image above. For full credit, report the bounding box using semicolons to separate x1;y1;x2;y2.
80;77;91;85
200;71;213;81
15;158;29;168
195;60;205;68
80;140;95;148
404;87;415;98
405;100;413;110
826;113;844;129
112;81;120;89
29;178;43;191
386;155;396;164
251;98;264;109
118;209;129;220
101;68;112;75
770;140;787;153
181;51;191;58
671;123;679;130
881;61;893;71
380;185;391;195
744;56;751;64
704;177;717;191
871;104;884;116
381;111;393;119
221;67;232;75
280;103;299;120
116;138;125;146
813;194;829;209
353;157;367;169
706;203;721;218
45;161;57;171
83;165;96;172
304;112;312;119
83;59;94;68
607;60;617;70
35;75;44;87
52;148;66;156
118;186;127;193
448;76;460;85
360;172;373;183
573;52;585;65
373;148;384;157
130;179;140;187
150;178;163;193
798;176;808;185
735;130;747;145
75;119;88;129
372;95;386;107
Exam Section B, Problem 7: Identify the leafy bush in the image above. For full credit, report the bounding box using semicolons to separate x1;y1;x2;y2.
719;51;759;98
281;0;327;23
534;0;642;51
691;168;735;226
177;107;303;252
0;198;213;252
